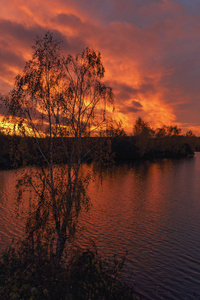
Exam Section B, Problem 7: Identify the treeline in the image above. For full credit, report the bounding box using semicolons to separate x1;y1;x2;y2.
106;117;200;161
0;133;114;169
111;135;198;161
104;117;198;139
0;131;199;170
0;117;199;170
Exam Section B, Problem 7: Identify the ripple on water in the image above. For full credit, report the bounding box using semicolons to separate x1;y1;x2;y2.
1;156;200;299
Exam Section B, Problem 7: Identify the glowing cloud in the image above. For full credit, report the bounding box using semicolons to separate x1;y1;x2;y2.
1;0;200;134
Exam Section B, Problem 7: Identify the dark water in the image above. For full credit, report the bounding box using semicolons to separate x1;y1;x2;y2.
1;154;200;299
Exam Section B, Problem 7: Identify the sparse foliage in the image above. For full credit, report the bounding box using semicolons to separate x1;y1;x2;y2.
5;32;114;260
105;119;127;138
186;130;195;137
0;241;140;300
133;117;154;137
155;125;181;137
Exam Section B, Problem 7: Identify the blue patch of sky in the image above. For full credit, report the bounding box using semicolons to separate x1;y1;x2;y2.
175;0;199;6
68;0;200;27
174;0;200;14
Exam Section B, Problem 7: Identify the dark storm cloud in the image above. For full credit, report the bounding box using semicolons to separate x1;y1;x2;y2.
0;47;25;79
53;13;83;27
111;81;138;95
0;19;48;47
119;100;143;114
105;79;156;103
0;48;24;68
132;100;143;108
0;19;85;56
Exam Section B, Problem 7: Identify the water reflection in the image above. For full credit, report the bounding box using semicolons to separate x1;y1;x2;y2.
0;169;25;249
1;155;200;299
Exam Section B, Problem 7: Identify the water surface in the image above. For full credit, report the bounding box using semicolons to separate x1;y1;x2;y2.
1;154;200;299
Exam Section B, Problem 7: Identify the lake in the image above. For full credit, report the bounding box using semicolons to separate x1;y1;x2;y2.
1;154;200;299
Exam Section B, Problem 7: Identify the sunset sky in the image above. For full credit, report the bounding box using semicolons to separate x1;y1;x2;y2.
1;0;200;134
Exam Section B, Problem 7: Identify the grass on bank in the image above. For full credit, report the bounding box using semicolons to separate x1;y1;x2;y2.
0;241;141;300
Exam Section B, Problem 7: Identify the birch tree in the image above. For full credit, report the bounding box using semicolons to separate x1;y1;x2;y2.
6;32;114;260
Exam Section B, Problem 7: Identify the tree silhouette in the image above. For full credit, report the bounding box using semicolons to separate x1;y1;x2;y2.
6;32;114;260
133;117;154;137
186;130;195;137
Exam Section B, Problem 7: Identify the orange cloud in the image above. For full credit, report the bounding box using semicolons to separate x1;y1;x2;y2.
1;0;200;135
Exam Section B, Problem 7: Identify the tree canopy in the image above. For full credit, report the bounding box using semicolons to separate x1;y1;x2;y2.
6;32;114;260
